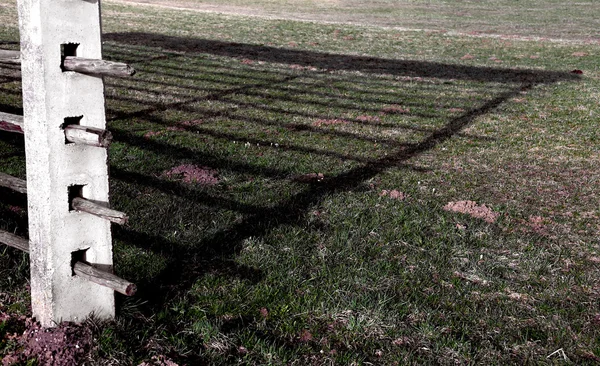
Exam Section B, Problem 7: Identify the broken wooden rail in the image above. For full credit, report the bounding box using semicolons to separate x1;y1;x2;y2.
0;230;136;296
73;262;137;296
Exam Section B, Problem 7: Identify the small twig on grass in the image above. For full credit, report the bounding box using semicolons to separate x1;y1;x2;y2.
546;348;568;361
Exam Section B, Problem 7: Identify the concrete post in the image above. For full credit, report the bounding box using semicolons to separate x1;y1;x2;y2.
17;0;115;326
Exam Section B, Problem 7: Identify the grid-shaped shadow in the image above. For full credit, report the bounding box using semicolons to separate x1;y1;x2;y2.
0;32;579;311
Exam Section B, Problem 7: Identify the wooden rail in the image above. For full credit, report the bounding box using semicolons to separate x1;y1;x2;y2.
0;229;136;296
71;197;129;225
0;230;29;253
0;173;127;224
63;57;136;77
64;125;113;147
0;172;27;194
0;49;135;77
0;114;113;148
0;49;20;64
73;262;137;296
0;112;24;134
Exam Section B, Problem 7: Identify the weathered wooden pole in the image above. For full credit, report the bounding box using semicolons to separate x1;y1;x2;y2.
0;49;20;64
0;230;137;296
63;57;136;77
0;172;27;194
0;50;136;77
0;112;24;134
17;0;116;326
0;230;30;253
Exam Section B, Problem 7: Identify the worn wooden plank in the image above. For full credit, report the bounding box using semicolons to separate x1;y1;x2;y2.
0;172;27;194
64;125;113;147
0;49;20;64
73;261;137;296
63;57;136;77
0;230;29;253
0;231;137;296
71;197;128;225
0;112;24;134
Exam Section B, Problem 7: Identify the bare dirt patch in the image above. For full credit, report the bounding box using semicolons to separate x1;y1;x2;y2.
381;105;410;115
520;215;554;236
163;164;220;185
380;189;407;200
312;118;348;127
105;0;284;20
443;200;499;223
2;316;93;366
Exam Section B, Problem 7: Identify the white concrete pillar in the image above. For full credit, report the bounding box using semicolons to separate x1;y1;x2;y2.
17;0;114;326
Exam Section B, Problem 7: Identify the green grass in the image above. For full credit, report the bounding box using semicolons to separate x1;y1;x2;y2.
1;0;600;364
106;0;600;40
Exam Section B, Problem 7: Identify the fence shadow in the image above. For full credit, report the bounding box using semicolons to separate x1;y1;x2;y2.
96;32;579;317
104;32;576;84
0;32;580;331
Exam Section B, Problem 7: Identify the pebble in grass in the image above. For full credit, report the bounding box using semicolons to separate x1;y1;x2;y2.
163;164;219;185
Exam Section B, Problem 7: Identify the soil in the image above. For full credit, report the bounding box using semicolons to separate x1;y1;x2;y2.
443;200;499;223
2;314;93;366
163;164;220;185
380;189;407;200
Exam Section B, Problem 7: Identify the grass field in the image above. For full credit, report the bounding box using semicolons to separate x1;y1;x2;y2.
1;0;600;364
109;0;600;41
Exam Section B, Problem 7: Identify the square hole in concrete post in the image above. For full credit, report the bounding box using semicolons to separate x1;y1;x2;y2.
61;116;83;144
68;184;85;211
71;248;89;276
60;43;79;71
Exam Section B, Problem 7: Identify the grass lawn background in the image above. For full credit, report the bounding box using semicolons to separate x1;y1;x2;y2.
107;0;600;41
0;0;599;364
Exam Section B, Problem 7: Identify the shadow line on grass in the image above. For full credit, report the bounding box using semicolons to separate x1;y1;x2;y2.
104;32;578;84
0;34;581;360
101;32;578;318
